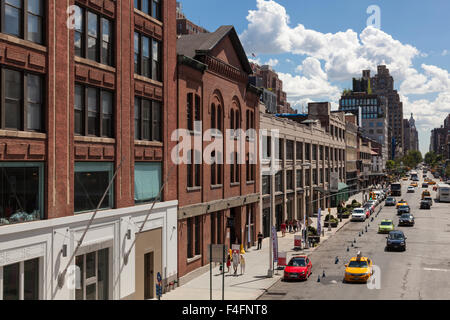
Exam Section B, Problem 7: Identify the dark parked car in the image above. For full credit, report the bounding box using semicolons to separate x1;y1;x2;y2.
385;197;396;206
386;231;407;251
399;213;415;226
420;200;431;209
397;205;411;215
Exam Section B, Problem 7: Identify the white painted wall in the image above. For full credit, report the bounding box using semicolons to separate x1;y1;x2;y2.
0;200;178;300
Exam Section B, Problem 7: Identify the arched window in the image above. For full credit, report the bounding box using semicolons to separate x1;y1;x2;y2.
211;103;216;129
217;105;222;131
235;110;239;129
230;109;235;130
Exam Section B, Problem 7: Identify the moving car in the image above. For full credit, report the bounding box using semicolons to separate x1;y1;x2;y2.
407;186;415;193
366;200;376;213
402;177;409;181
378;220;394;234
397;205;411;215
396;199;408;209
420;200;431;209
343;252;373;283
410;182;418;188
385;197;396;206
398;213;415;227
421;190;431;199
422;183;429;188
423;196;433;206
351;208;367;222
283;256;312;281
386;231;407;251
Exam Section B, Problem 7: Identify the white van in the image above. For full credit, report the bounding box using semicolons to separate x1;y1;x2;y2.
437;184;450;203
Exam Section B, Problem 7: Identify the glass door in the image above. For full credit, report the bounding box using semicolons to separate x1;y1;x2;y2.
75;248;109;300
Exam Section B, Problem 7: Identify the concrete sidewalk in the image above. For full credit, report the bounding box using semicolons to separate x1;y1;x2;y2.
161;192;365;300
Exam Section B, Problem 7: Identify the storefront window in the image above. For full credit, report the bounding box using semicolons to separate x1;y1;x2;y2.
75;248;109;300
0;163;44;226
134;162;162;204
74;162;114;213
1;258;40;300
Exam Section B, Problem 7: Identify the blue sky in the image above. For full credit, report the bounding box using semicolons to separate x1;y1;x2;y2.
178;0;450;156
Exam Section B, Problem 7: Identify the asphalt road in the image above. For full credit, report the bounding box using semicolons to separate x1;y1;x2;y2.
259;173;450;300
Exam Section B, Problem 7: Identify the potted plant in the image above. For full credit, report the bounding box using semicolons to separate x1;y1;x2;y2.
341;209;351;219
324;215;339;227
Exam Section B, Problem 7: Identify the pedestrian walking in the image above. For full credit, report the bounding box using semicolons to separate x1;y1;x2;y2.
232;251;239;276
281;222;286;237
226;253;231;273
240;254;246;275
257;232;263;250
293;219;297;233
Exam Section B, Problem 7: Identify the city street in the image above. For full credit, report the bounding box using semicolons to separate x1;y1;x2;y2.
259;174;450;300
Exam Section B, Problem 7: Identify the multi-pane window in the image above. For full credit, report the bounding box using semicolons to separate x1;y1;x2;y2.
134;32;161;81
187;150;201;188
313;169;318;185
2;0;44;44
1;258;40;300
286;170;293;190
134;97;161;141
312;144;317;161
210;151;222;186
296;169;302;188
262;175;270;195
305;169;310;187
305;143;310;161
75;84;114;138
1;68;43;132
74;6;114;66
246;110;254;130
275;171;283;192
296;142;303;161
134;0;161;21
286;140;294;160
230;152;240;184
246;154;255;182
186;93;201;131
75;249;109;300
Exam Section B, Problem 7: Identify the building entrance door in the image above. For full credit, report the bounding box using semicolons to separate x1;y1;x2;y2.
144;252;154;300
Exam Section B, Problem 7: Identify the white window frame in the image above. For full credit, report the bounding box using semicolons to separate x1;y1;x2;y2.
0;258;42;300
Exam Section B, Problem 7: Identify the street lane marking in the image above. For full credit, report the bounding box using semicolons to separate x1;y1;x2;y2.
423;268;450;272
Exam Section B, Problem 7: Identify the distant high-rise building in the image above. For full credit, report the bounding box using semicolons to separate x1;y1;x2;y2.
370;65;405;159
403;113;419;154
430;113;450;160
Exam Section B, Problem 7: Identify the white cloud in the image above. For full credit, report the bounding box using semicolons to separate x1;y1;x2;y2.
278;57;341;109
400;64;450;95
442;49;449;56
264;58;279;67
240;0;420;81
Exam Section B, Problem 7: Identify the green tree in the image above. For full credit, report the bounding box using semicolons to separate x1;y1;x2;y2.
386;160;396;172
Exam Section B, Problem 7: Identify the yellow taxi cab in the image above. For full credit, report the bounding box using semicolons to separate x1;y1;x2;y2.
421;190;431;199
343;252;373;283
410;182;418;188
396;199;408;209
428;180;436;185
402;177;408;181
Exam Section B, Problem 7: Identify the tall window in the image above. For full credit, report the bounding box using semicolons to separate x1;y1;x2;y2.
210;151;222;186
305;143;310;161
187;150;201;188
134;32;161;81
1;68;43;132
275;171;283;192
296;142;303;161
230;152;240;184
286;170;293;190
187;217;193;258
134;97;161;141
262;175;270;195
286;140;294;160
186;93;200;131
74;6;114;66
2;0;44;44
75;84;114;138
134;0;161;21
296;169;302;188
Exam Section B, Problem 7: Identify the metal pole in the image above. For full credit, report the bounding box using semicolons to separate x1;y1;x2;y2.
222;245;225;300
210;244;212;301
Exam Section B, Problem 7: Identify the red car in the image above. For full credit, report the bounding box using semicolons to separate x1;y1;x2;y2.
283;256;312;281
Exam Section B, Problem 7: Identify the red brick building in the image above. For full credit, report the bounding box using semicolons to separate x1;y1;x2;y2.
0;0;178;300
175;26;261;281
